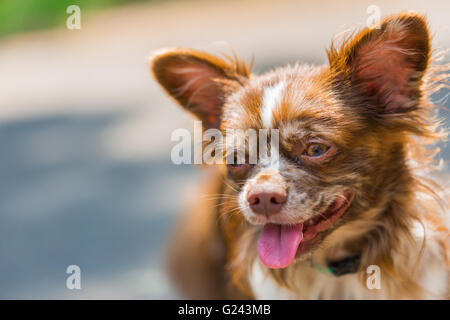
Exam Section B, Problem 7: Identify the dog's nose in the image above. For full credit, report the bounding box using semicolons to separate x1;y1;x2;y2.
247;188;287;215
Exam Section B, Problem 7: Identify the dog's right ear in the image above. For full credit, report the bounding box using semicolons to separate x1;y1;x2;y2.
328;13;431;114
151;48;250;129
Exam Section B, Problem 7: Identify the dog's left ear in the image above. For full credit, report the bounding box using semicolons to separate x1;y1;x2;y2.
151;48;250;129
329;13;430;113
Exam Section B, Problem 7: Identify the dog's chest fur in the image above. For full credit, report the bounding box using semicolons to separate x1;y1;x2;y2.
249;221;449;299
249;260;388;299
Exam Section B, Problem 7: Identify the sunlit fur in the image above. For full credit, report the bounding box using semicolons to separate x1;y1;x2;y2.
152;13;449;299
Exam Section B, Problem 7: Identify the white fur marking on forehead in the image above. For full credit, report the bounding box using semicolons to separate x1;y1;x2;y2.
261;82;285;128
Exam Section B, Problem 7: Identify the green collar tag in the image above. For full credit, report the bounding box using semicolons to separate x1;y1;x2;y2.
310;254;361;277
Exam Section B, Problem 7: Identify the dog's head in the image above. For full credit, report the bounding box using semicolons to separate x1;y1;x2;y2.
151;13;435;270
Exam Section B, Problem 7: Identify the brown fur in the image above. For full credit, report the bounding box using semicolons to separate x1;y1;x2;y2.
152;13;449;299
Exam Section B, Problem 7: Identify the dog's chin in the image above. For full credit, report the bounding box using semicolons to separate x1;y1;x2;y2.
247;191;354;268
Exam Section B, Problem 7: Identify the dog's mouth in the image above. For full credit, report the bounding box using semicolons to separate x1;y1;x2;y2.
257;191;354;269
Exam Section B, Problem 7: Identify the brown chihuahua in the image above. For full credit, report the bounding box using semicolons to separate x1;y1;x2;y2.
151;13;449;299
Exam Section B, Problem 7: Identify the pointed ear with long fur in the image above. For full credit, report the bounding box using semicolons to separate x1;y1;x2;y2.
150;48;250;129
328;13;431;113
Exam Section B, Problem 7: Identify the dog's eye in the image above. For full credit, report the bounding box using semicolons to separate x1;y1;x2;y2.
227;163;252;179
304;143;329;157
226;152;252;174
228;163;246;168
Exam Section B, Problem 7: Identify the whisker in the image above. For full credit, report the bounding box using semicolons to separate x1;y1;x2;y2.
200;194;236;200
216;206;242;224
222;178;240;193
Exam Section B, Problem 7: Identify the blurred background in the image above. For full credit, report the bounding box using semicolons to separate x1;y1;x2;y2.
0;0;448;299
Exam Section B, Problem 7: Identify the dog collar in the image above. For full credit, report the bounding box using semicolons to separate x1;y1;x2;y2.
327;254;361;276
311;254;361;276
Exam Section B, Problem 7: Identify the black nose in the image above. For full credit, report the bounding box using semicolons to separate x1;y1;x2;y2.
247;188;287;216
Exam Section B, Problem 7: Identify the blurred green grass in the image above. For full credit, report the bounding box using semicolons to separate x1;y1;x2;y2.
0;0;149;38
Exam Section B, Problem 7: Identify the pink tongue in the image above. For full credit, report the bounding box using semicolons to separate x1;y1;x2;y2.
257;223;303;269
